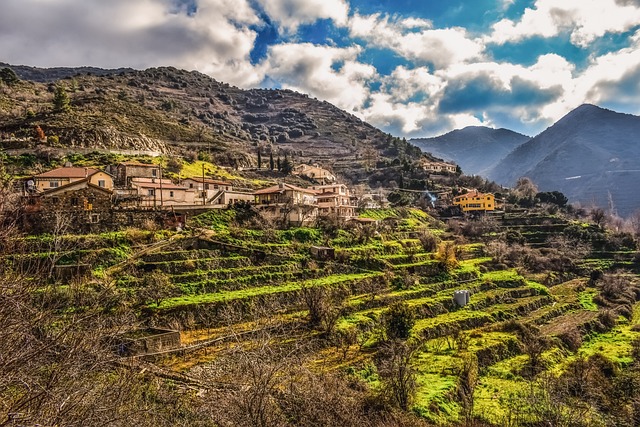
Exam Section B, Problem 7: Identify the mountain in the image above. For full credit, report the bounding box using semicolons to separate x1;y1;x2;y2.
488;104;640;217
0;65;428;185
0;62;134;82
410;126;529;175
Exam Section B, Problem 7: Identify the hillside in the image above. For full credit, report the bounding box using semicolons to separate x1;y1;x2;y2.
488;104;640;217
411;126;529;175
3;200;639;426
0;65;428;184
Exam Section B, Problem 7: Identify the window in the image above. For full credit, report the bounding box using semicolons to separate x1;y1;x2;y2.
70;197;79;206
51;197;59;204
169;191;174;198
97;180;105;188
49;181;59;188
90;214;100;223
151;169;157;177
147;189;155;196
205;184;210;190
189;183;193;188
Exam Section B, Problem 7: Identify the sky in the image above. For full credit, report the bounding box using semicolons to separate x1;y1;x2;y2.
2;0;640;138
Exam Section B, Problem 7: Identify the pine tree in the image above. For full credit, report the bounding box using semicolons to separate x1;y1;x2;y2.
269;152;274;170
277;157;281;172
53;85;71;113
281;153;293;175
257;150;262;169
0;68;19;86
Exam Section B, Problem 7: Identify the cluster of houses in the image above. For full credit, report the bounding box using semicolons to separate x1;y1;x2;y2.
21;162;359;232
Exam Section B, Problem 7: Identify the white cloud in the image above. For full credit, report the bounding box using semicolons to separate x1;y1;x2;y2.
349;13;484;69
263;43;376;111
0;0;264;87
255;0;349;32
487;0;640;47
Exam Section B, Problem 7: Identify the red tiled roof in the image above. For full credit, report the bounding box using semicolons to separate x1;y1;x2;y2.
254;183;317;195
183;177;232;186
454;190;492;199
34;167;100;179
131;181;189;190
118;161;159;168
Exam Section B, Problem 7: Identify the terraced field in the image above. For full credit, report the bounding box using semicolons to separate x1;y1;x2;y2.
25;208;638;425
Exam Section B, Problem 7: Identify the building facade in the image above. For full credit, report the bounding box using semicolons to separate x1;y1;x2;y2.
453;190;495;212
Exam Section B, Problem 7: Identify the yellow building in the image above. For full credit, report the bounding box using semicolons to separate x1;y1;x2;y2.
452;190;495;212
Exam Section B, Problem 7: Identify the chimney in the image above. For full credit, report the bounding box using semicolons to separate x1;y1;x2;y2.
84;167;88;178
278;182;285;189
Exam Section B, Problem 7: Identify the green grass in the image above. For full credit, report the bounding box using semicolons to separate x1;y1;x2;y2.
156;271;383;309
578;289;598;311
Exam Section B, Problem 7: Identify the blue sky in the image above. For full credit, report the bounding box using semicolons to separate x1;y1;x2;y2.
2;0;640;137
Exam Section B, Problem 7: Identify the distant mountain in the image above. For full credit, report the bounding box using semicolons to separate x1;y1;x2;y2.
488;104;640;217
410;126;529;175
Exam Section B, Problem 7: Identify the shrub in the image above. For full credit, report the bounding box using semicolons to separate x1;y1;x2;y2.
47;135;59;145
384;301;415;340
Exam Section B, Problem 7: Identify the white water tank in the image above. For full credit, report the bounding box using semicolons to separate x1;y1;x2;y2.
453;290;471;307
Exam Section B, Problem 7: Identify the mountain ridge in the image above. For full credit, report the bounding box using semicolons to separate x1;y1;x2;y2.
410;126;530;175
488;103;640;217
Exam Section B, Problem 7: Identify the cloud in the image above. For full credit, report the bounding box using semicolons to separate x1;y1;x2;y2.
263;43;376;111
349;13;484;69
0;0;264;87
255;0;349;32
487;0;640;47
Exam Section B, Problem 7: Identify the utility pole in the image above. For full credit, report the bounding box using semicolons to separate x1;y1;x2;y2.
202;163;206;205
159;163;164;208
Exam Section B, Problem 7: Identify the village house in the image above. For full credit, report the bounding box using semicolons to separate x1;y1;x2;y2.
24;178;113;233
254;182;318;225
453;190;496;212
180;177;233;203
421;159;458;174
30;166;114;192
110;162;161;187
129;178;197;207
292;163;336;184
311;183;358;219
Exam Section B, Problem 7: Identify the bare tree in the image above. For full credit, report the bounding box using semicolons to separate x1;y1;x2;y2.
375;340;418;411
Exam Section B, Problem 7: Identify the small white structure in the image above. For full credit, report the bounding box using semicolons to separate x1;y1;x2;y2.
453;290;471;307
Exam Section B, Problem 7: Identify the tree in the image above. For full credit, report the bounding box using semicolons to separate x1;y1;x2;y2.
536;191;568;207
269;152;274;170
281;154;293;175
457;354;479;425
375;340;418;411
52;85;71;112
0;67;19;85
385;301;415;340
515;176;538;201
139;270;177;307
435;241;458;272
257;150;262;169
276;156;281;172
591;207;606;227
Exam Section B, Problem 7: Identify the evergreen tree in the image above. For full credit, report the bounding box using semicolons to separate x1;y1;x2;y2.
269;152;274;170
277;157;281;172
53;85;71;113
257;150;262;169
0;68;19;86
281;153;293;175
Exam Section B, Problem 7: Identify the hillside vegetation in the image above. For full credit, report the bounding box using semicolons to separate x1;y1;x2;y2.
0;65;428;185
3;190;640;426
